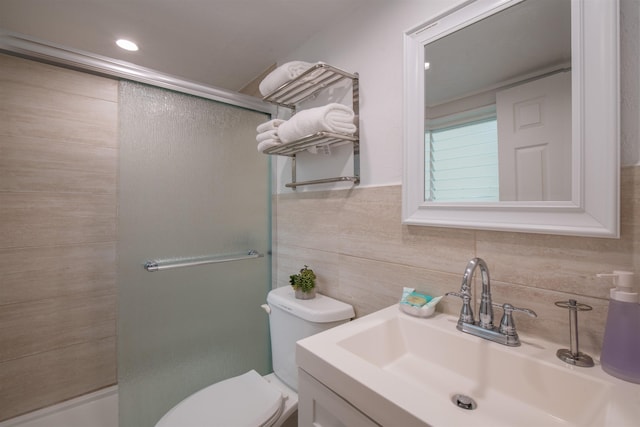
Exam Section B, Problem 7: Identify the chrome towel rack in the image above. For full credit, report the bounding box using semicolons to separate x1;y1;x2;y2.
144;250;264;272
262;62;360;189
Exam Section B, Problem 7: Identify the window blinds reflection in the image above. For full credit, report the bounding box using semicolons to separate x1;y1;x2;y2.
426;119;499;202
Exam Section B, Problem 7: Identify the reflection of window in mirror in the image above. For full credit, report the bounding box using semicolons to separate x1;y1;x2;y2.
425;112;498;202
423;0;571;202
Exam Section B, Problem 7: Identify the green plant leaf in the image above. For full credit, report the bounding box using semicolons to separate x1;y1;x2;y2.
289;265;316;292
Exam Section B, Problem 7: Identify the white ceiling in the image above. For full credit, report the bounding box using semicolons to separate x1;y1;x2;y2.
0;0;369;91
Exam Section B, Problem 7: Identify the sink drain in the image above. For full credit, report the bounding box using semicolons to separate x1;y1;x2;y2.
451;394;477;410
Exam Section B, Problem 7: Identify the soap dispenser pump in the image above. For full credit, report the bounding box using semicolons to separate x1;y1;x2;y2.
597;270;640;383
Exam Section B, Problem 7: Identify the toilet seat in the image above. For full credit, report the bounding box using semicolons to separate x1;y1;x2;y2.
155;370;284;427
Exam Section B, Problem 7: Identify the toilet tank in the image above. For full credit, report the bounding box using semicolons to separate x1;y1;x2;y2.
266;286;354;391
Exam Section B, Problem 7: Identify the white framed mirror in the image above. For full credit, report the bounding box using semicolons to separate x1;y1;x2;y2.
403;0;619;237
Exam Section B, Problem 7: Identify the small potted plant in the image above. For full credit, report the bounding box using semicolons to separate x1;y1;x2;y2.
289;265;316;299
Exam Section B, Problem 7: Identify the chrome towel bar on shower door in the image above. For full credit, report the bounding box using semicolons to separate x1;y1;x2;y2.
144;250;264;272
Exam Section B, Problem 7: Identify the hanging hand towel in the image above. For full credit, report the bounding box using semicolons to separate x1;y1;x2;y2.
256;119;285;134
259;61;317;96
277;103;356;143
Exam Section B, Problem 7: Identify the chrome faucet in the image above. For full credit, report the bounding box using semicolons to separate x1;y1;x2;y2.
446;258;537;347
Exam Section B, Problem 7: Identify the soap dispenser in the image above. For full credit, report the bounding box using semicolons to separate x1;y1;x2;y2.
597;270;640;383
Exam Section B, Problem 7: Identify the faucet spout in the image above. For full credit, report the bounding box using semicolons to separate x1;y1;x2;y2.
460;258;494;329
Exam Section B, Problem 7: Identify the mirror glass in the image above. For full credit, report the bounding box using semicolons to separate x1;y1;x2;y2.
403;0;619;237
423;0;571;202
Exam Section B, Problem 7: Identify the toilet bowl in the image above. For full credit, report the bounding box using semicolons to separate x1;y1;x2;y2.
155;286;354;427
155;370;297;427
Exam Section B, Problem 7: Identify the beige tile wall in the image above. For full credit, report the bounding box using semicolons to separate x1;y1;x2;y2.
275;166;640;356
0;54;118;421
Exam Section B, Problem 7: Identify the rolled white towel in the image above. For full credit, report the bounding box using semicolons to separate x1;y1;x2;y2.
256;129;281;143
256;119;285;134
257;139;281;153
259;61;316;96
278;103;356;143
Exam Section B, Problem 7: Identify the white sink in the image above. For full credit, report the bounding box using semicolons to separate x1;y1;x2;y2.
296;305;640;427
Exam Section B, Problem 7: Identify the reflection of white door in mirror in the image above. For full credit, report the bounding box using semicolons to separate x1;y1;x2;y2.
403;0;619;238
497;71;571;201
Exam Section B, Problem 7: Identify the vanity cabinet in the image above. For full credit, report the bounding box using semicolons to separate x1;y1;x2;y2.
262;63;360;189
298;369;380;427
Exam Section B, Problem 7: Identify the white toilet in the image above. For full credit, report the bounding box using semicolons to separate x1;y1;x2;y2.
155;286;355;427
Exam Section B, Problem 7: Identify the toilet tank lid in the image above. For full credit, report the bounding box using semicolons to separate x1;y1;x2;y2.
267;286;355;323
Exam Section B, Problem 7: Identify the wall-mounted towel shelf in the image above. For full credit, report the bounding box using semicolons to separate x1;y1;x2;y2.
263;131;357;156
144;249;263;272
262;63;359;189
263;63;358;109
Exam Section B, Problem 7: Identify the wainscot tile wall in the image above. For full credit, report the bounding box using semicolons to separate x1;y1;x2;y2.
275;165;639;356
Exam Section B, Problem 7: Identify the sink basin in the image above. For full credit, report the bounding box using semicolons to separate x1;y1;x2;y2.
296;305;640;427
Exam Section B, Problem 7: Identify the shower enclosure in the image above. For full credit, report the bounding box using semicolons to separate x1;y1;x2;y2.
118;81;272;427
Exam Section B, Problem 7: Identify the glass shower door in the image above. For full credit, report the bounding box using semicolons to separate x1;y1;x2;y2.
117;81;271;427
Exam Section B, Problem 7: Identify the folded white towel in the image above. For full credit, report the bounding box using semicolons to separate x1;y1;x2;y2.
256;119;285;134
256;129;280;143
259;61;316;96
277;103;356;143
257;139;281;153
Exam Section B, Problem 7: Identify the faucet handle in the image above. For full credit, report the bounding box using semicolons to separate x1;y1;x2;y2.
492;303;537;337
492;302;537;317
445;291;474;324
445;291;469;299
507;303;537;318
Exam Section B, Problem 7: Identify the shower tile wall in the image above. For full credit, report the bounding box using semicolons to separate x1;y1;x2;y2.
0;54;117;421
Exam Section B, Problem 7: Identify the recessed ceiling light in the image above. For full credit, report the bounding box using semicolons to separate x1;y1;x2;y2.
424;62;430;70
116;39;139;51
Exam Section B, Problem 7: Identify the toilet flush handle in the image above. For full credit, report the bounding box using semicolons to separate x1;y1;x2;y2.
261;304;271;314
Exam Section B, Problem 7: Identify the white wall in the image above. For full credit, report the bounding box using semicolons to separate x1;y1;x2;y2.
275;0;640;193
275;0;465;192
